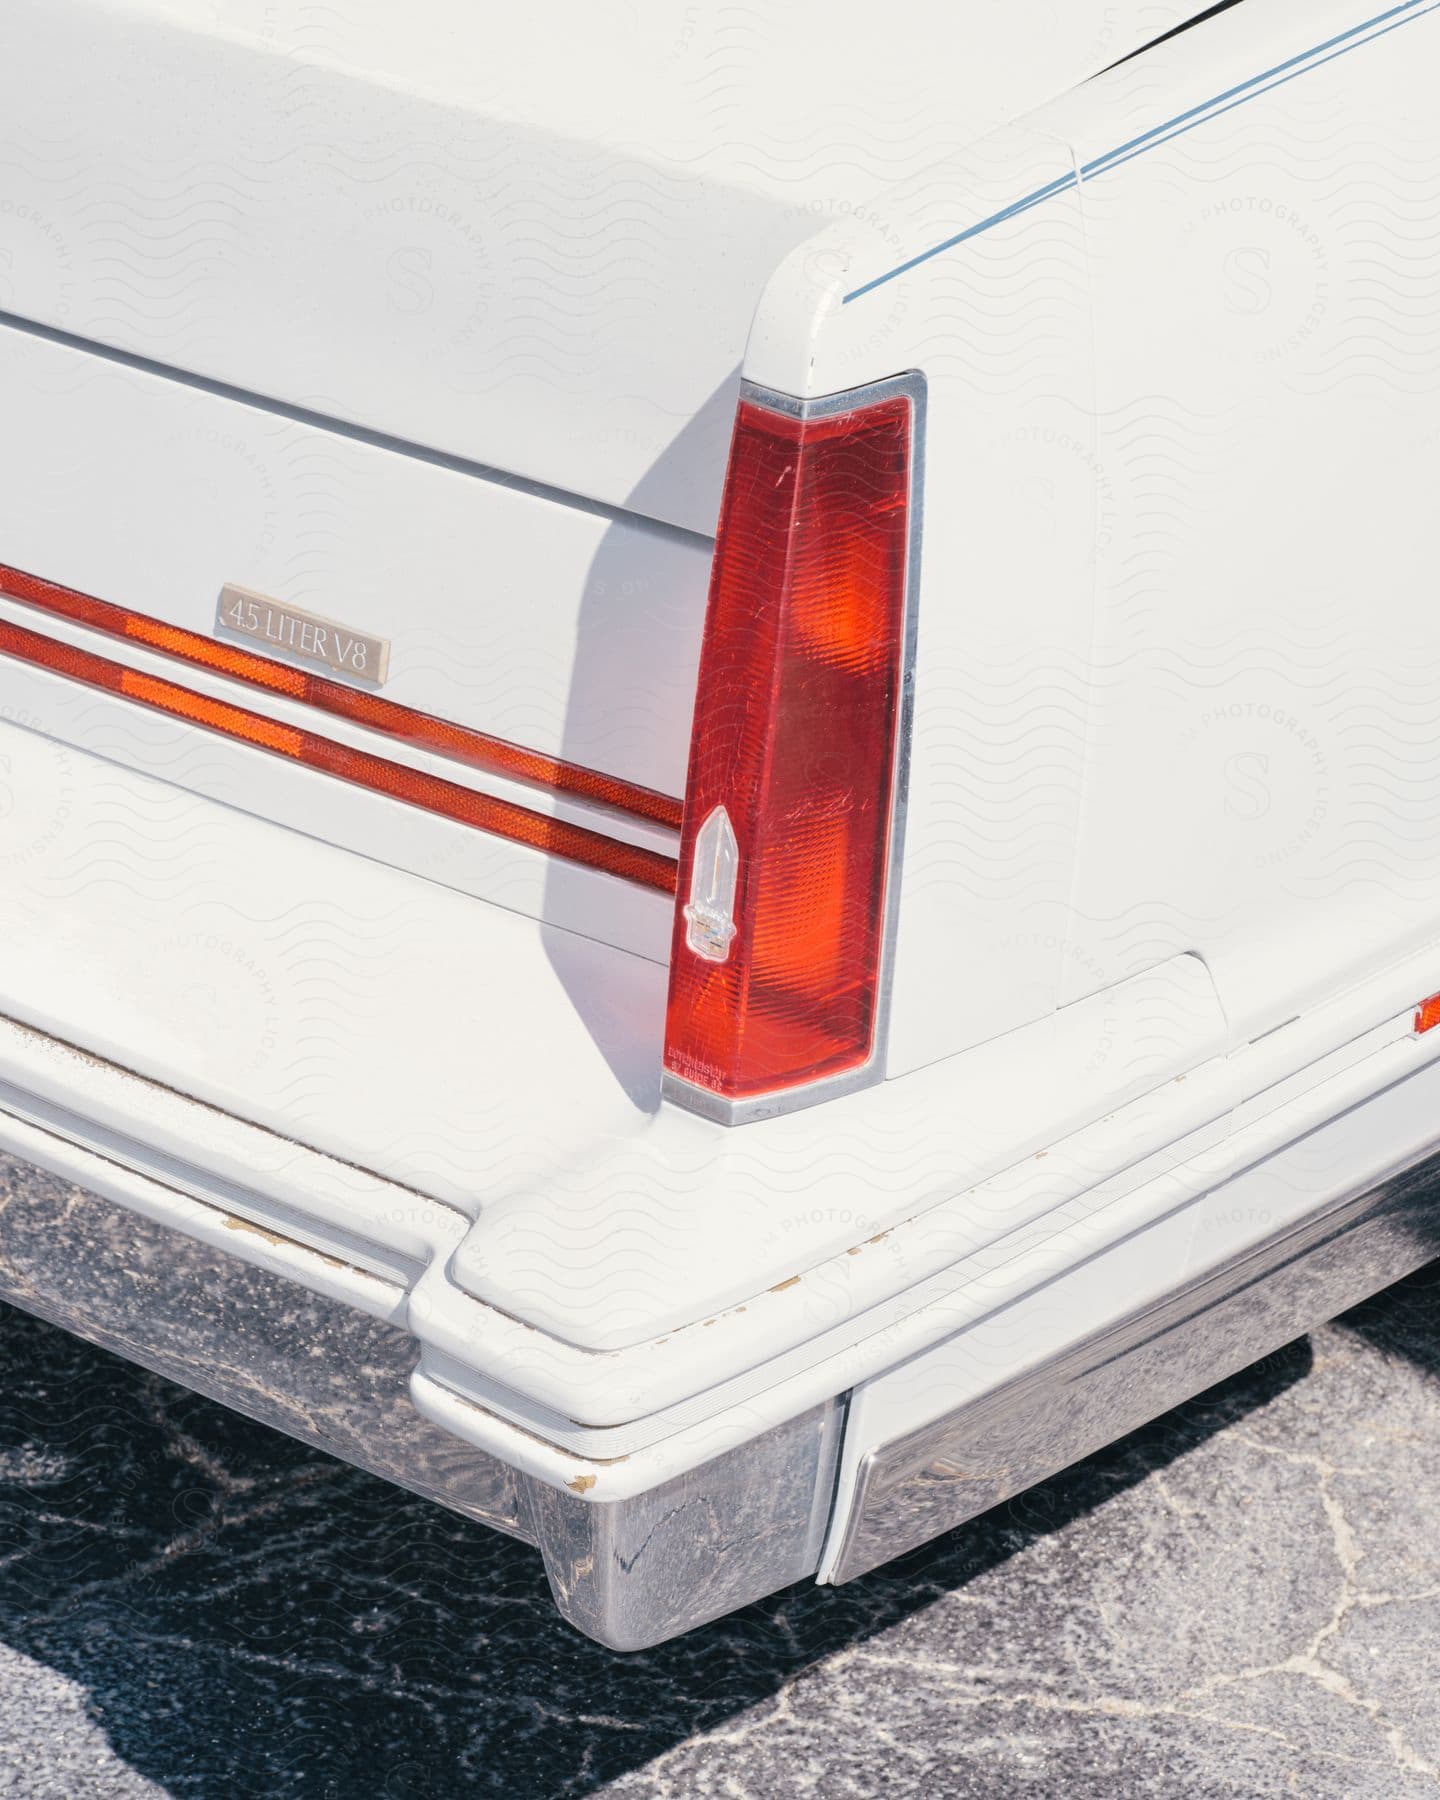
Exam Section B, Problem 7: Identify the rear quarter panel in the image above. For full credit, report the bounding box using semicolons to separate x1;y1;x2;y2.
748;0;1440;1074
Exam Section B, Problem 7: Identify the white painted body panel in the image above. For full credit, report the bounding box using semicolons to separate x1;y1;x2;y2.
1;0;1439;1626
0;717;665;1215
0;318;708;820
750;0;1440;1076
1;0;1210;534
4;704;1440;1469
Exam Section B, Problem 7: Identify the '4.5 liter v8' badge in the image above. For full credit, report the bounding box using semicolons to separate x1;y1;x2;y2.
215;584;391;689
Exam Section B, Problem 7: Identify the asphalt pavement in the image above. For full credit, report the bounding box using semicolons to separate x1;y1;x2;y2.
0;1153;1437;1798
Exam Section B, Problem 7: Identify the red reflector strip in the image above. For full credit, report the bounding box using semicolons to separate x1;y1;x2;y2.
1415;993;1440;1033
663;381;916;1115
0;617;678;894
0;563;682;831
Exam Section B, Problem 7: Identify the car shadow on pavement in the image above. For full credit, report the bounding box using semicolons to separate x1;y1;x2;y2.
0;1298;1320;1800
1333;1255;1440;1372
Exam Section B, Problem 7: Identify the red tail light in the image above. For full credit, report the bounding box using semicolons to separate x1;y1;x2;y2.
662;376;921;1123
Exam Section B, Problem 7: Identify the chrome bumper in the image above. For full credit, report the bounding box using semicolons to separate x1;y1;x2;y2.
829;1145;1440;1582
0;1117;1437;1648
0;1159;840;1652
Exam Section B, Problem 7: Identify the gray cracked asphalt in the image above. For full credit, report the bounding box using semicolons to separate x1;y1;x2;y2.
0;1155;1437;1797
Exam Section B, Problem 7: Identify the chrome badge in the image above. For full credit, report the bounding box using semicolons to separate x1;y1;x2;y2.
216;585;391;689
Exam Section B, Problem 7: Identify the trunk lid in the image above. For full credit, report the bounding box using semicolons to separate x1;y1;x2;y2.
2;0;1217;536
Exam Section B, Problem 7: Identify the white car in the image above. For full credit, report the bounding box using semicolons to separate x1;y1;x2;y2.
0;0;1437;1648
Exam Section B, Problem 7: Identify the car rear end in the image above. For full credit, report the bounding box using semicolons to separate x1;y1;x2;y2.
5;0;1440;1649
